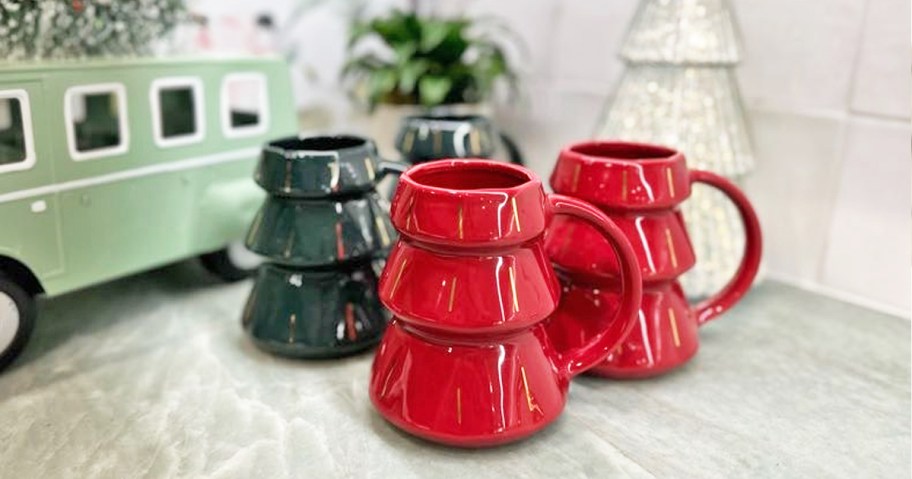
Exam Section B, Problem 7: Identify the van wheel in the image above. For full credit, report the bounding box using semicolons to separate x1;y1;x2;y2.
0;276;36;372
200;241;261;282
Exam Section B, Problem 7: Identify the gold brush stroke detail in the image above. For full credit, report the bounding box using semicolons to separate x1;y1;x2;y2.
241;291;256;326
666;167;675;198
457;205;464;239
335;222;345;259
328;162;340;192
668;308;681;347
520;366;543;414
621;170;628;201
364;157;376;181
405;197;414;229
456;387;463;425
288;313;297;343
508;266;519;313
571;164;581;193
665;228;678;268
345;303;357;341
380;368;395;397
389;259;408;299
283;229;295;259
402;130;415;153
511;197;521;233
246;212;263;245
432;130;442;155
469;129;481;154
283;159;292;192
447;277;458;312
375;217;390;247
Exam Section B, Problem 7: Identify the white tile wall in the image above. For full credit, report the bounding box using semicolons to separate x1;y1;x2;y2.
547;0;638;92
821;118;911;313
188;0;911;316
459;0;564;80
494;83;609;178
732;0;868;112
742;110;847;282
850;0;912;119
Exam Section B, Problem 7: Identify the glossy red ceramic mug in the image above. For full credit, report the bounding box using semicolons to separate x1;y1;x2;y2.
545;141;762;378
369;159;643;447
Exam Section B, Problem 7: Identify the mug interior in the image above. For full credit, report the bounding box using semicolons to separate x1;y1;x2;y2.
570;142;676;160
409;163;531;191
271;135;366;152
409;114;481;122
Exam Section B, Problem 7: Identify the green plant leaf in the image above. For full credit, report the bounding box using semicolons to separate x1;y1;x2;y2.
419;19;451;52
369;68;399;104
418;75;453;106
347;21;373;47
426;22;470;64
392;41;418;64
343;10;521;106
370;11;421;47
398;59;429;94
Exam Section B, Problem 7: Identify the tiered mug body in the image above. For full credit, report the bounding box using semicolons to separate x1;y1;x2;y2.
546;279;699;378
242;135;402;358
369;160;643;446
546;141;761;378
242;261;386;358
245;193;395;266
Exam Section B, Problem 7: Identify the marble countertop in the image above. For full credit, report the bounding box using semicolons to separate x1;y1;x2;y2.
0;262;908;478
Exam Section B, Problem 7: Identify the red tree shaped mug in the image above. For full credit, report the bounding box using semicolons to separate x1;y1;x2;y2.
546;141;762;378
369;159;643;447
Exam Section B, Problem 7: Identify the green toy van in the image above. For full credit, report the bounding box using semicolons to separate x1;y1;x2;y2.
0;57;297;369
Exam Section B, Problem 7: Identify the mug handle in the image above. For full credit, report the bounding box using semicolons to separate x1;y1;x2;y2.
689;170;763;325
376;160;409;203
497;132;525;166
546;194;643;379
378;160;409;178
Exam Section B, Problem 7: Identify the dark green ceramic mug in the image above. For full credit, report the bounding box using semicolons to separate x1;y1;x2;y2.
242;135;406;358
395;114;524;165
243;261;387;358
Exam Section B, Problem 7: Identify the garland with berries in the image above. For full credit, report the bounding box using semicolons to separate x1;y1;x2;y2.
0;0;185;60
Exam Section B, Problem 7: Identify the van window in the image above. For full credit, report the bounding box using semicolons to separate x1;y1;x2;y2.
221;73;268;138
151;77;204;147
0;90;35;173
65;84;128;160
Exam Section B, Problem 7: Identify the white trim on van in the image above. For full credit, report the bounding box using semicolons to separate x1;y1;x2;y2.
220;72;269;139
150;76;206;149
0;147;259;205
0;89;36;175
64;83;130;161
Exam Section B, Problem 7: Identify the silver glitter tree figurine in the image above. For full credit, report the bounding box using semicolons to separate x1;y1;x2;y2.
596;0;757;298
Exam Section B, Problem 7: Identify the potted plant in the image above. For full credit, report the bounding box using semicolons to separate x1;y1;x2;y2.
343;9;521;156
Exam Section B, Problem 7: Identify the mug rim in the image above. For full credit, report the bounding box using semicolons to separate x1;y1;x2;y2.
264;134;372;159
402;113;488;124
562;140;683;165
400;159;539;196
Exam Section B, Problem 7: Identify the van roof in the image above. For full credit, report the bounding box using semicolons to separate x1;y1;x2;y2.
0;55;286;73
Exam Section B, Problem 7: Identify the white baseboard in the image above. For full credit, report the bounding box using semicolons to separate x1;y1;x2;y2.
766;273;910;320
